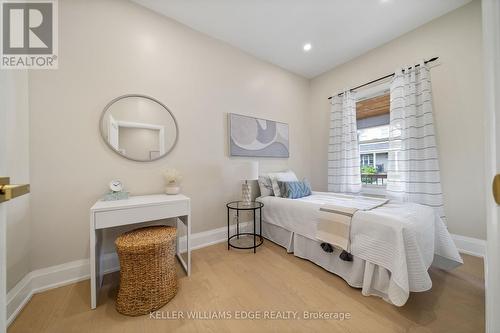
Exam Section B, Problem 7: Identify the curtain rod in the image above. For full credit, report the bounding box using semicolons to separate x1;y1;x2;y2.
327;56;439;100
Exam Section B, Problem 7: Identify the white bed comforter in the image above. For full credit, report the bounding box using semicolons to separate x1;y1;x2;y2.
258;192;463;306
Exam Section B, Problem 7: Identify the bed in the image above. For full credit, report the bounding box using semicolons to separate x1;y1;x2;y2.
256;192;463;306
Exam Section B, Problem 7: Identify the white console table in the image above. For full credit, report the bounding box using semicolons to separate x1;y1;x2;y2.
89;194;191;309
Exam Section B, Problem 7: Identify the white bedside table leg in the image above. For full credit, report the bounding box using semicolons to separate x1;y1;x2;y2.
176;214;191;276
90;214;100;309
175;218;180;259
90;219;96;309
187;213;191;276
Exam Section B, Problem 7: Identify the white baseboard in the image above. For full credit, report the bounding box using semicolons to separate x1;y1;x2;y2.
6;221;251;326
451;233;486;258
6;253;119;327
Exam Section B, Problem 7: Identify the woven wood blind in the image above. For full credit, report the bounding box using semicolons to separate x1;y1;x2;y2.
356;93;389;120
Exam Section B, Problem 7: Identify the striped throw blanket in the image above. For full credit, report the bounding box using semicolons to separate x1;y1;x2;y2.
317;196;388;252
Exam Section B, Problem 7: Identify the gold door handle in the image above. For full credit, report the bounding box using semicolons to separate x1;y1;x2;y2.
0;177;30;203
493;174;500;205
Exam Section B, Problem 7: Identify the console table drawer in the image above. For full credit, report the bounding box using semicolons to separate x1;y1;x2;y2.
94;201;189;229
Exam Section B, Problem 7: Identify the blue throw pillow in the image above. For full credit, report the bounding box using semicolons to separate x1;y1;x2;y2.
277;179;312;199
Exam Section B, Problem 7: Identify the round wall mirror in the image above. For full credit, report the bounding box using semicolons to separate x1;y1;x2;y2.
99;94;179;162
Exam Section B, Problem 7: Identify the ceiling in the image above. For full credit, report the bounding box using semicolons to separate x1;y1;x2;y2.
132;0;472;78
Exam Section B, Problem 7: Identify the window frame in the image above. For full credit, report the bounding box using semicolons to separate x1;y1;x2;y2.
355;82;391;196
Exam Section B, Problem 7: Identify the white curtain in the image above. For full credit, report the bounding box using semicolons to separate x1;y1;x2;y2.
386;61;446;221
328;91;361;194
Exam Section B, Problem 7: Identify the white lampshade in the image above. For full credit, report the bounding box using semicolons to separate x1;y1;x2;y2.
237;161;259;180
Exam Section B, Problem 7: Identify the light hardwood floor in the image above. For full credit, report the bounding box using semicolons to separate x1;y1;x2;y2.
8;241;484;333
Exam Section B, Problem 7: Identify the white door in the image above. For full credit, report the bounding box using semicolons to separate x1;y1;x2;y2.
0;70;30;333
0;72;9;333
483;1;500;332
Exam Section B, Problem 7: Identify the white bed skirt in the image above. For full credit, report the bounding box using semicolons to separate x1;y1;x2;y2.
262;221;415;306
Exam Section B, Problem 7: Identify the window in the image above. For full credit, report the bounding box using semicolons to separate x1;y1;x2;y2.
356;93;390;187
360;153;374;167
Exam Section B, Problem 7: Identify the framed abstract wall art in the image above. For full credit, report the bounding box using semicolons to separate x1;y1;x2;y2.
229;113;289;158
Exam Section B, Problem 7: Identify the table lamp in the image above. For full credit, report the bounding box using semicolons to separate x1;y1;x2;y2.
237;161;258;205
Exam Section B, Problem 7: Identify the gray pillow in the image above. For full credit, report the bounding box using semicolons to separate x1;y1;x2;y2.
257;175;274;197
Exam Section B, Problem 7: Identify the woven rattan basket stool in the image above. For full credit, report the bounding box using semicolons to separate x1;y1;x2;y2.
115;225;178;316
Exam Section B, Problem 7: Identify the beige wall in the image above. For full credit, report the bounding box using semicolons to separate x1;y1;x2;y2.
28;0;311;270
0;70;31;291
309;0;485;239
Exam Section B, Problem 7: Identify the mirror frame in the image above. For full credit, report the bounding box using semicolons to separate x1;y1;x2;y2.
99;94;179;162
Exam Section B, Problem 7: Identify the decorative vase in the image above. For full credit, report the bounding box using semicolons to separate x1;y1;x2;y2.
241;182;251;205
165;185;180;195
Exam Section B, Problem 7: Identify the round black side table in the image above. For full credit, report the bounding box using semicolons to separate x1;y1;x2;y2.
226;201;264;253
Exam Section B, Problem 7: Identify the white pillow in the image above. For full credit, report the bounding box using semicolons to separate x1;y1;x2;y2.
257;175;274;197
268;170;298;197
